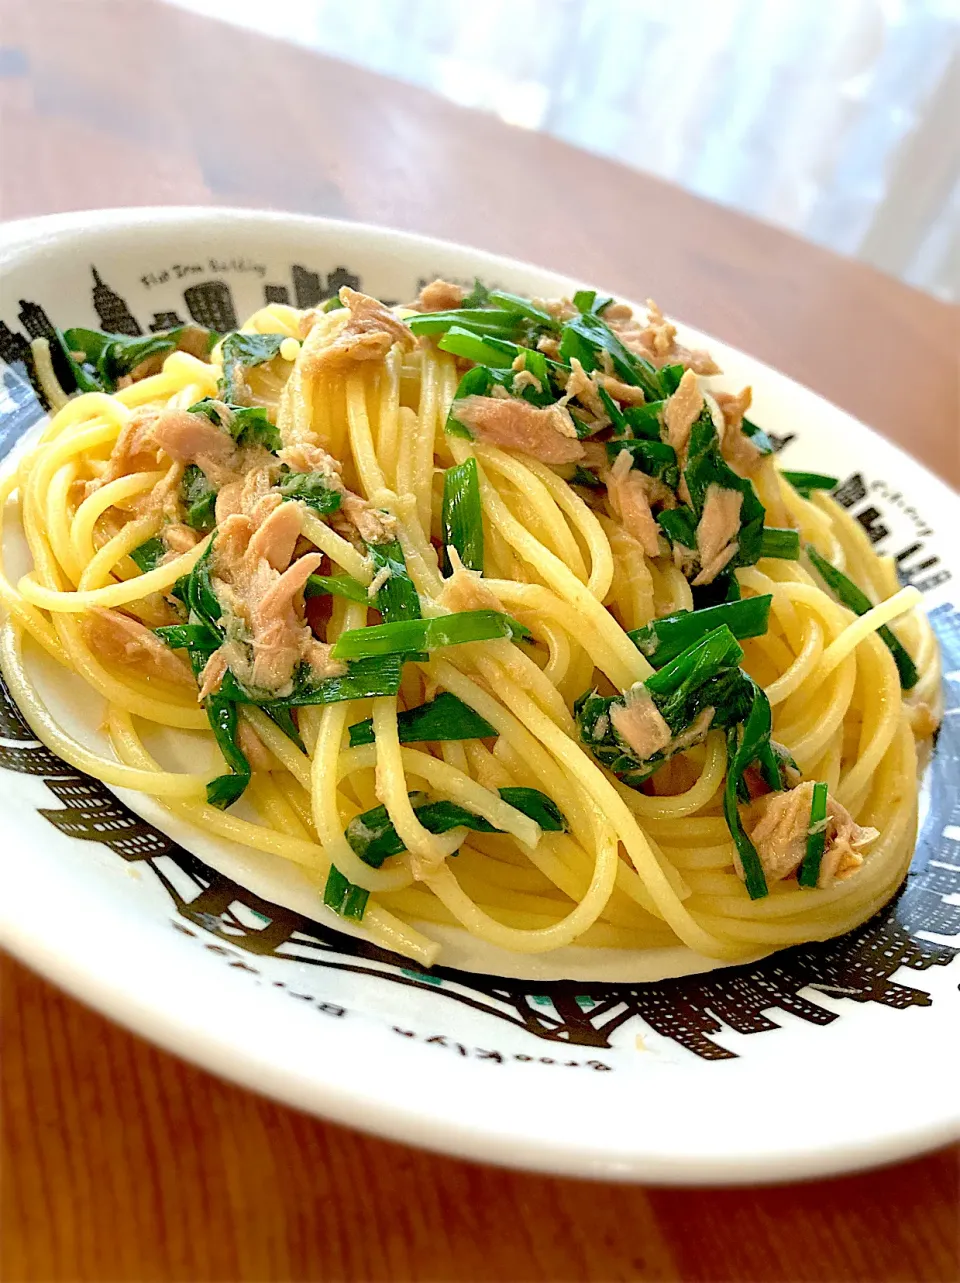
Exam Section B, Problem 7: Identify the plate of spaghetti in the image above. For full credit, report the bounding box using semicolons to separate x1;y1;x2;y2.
0;208;956;1183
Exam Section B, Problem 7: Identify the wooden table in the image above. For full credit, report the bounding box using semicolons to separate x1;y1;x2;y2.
1;3;958;1280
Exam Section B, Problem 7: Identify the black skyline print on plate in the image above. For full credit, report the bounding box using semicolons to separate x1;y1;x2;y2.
0;264;956;1060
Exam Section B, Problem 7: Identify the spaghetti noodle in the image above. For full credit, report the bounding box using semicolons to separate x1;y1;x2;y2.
0;283;942;969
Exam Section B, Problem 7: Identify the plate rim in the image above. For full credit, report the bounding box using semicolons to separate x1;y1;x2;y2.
0;205;957;1185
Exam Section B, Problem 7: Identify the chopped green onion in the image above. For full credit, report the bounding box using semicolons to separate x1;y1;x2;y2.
576;624;756;789
572;289;613;315
408;308;520;337
623;401;665;441
486;290;560;330
62;325;215;393
188;398;282;452
304;573;370;604
460;279;490;308
569;465;604;489
441;457;484;575
605;439;680;489
437;327;518;369
180;464;218;532
264;704;305;753
799;781;830;888
629;596;772;667
276;469;343;514
722;683;772;900
130;536;166;574
657;506;698;551
218;332;287;402
497;787;565;832
323;865;369;920
204;695;252;809
806;545;918;689
369;540;421;624
155;623;219;651
331;610;531;661
675;412;767;571
781;470;838;498
53;330;106;394
597;385;629;436
692;570;741;608
343;786;567;869
559;311;663;402
759;527;801;560
264;655;404;708
348;691;496;748
643;624;746;730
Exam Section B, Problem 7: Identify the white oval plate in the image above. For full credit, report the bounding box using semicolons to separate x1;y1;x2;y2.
0;208;957;1184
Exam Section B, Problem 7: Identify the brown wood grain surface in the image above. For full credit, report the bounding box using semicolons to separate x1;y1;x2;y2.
0;2;958;1280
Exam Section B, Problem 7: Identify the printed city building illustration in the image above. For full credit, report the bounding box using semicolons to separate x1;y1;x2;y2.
91;268;142;336
183;281;239;333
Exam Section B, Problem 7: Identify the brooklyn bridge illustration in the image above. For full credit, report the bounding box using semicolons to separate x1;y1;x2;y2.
0;599;955;1059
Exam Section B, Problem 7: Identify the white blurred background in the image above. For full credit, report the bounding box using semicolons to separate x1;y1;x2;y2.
167;0;960;300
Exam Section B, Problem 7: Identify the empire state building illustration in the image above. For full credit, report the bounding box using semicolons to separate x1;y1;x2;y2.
91;267;142;336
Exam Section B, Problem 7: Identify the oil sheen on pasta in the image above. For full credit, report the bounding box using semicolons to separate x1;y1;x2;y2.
0;281;942;969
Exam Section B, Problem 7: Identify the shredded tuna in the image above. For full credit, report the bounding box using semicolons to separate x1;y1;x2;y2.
744;784;811;881
600;374;647;406
536;334;562;359
744;782;878;887
416;279;465;312
662;369;703;469
438;548;504;614
338;494;397;545
611;686;672;760
558;357;608;421
605;450;662;559
96;409;163;487
367;565;392;599
532;297;578;322
198;488;326;698
512;368;542;395
246;500;302;571
85;607;194;689
607;299;721;376
151;408;236;470
818;795;879;885
277;442;344;489
714;387;763;476
453;395;584;465
162;523;201;556
671;707;716;755
511;353;543;395
277;440;392;546
197;647;232;701
692;485;742;586
580;440;608;472
302;288;414;376
602;302;633;322
215;481;244;524
304;639;347;682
